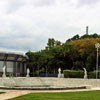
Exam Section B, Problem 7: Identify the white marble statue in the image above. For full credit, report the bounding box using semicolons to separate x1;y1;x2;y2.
58;67;61;78
58;67;61;74
83;67;87;79
2;65;6;77
26;68;30;77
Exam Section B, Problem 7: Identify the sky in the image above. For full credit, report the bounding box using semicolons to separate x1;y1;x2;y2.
0;0;100;53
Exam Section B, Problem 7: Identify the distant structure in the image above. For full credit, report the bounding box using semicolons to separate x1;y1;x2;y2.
0;52;28;77
86;26;89;35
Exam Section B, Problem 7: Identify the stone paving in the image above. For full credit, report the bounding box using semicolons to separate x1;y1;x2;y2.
0;90;33;100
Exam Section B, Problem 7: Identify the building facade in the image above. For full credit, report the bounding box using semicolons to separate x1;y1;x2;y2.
0;52;28;77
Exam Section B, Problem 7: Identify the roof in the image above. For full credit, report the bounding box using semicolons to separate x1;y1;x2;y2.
0;52;28;62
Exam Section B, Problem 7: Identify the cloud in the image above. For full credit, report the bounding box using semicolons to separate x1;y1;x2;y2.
0;0;100;53
77;0;100;6
6;0;56;14
34;0;56;7
0;14;49;52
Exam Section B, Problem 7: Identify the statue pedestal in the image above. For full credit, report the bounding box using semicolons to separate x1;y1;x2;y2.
2;74;6;78
26;75;30;77
58;74;61;78
58;74;64;78
84;75;87;79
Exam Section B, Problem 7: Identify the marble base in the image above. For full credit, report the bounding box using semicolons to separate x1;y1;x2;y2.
26;75;30;77
58;74;64;78
2;74;6;78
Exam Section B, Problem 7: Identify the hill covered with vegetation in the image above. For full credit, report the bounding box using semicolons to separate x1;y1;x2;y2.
26;33;100;76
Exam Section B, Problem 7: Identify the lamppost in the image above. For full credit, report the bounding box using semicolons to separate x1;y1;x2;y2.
95;43;100;79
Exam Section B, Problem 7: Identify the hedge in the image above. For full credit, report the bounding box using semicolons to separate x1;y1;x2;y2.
63;70;100;79
63;70;84;78
88;70;100;79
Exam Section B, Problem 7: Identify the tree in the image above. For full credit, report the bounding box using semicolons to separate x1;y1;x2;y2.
46;38;55;50
26;34;100;77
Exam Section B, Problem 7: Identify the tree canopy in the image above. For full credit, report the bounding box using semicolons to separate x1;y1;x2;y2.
26;33;100;76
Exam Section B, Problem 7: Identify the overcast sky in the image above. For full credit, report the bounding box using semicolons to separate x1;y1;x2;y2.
0;0;100;53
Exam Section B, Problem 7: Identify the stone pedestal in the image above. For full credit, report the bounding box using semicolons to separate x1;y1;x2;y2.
84;75;87;79
58;74;61;78
58;74;64;78
26;74;30;77
61;74;64;78
2;74;6;78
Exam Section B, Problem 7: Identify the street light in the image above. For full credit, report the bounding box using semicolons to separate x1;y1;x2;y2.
95;43;100;79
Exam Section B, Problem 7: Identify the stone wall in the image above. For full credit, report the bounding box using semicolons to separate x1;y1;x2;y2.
0;77;100;88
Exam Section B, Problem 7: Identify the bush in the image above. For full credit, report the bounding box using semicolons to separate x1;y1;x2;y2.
88;70;100;79
63;70;84;78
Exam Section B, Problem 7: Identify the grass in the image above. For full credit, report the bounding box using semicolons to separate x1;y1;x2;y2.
9;90;100;100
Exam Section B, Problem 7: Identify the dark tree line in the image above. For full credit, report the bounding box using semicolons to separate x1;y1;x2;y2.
26;33;100;76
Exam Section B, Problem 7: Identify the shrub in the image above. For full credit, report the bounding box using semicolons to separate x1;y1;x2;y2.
88;70;100;79
63;70;84;78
